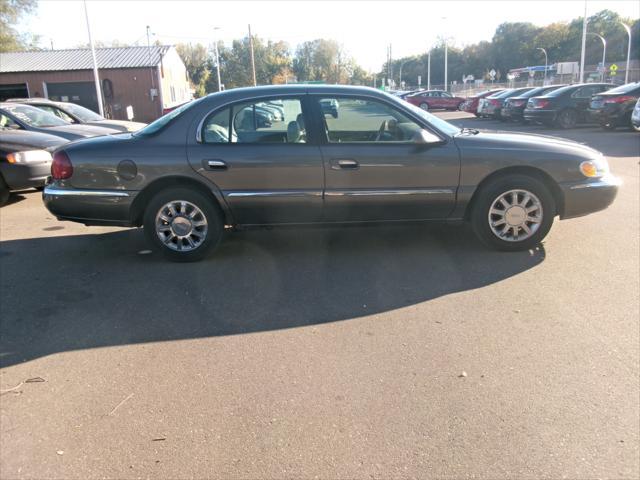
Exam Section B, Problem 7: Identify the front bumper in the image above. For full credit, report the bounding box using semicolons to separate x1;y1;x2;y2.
43;183;137;226
523;109;556;124
0;162;51;190
559;175;620;219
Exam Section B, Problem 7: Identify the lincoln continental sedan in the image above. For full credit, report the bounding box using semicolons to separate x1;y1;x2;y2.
43;85;619;261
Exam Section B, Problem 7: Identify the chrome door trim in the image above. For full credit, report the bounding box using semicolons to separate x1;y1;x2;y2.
324;189;454;197
226;190;323;198
44;186;130;197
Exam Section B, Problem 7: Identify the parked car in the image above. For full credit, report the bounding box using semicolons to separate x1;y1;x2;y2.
587;82;640;130
523;83;615;128
320;98;340;118
460;89;504;116
632;98;640;132
6;98;146;132
0;103;119;140
477;87;534;119
404;90;465;111
501;85;565;122
0;128;68;206
43;85;618;261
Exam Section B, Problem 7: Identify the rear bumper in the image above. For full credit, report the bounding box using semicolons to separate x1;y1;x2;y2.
523;109;556;123
588;106;629;125
43;183;137;226
0;162;50;190
502;106;525;120
559;175;620;219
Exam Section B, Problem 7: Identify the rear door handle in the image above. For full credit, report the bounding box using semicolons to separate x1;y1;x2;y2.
333;159;359;170
204;159;227;170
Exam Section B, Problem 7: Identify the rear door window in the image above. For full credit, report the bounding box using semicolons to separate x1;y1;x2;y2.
231;98;306;144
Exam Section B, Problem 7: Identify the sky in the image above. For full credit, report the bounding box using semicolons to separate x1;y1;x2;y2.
21;0;640;71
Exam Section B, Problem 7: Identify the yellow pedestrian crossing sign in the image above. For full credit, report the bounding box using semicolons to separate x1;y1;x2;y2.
610;64;618;76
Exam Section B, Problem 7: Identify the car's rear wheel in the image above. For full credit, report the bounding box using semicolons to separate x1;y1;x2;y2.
556;109;577;129
0;176;9;207
471;174;555;251
143;187;223;262
419;102;429;111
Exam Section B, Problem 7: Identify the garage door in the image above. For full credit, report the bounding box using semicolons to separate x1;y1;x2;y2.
0;83;28;101
46;82;99;113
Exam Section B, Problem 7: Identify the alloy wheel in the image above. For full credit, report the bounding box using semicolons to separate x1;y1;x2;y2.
488;189;543;242
155;200;208;251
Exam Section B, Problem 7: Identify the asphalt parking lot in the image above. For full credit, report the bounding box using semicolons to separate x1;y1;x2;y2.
1;111;638;479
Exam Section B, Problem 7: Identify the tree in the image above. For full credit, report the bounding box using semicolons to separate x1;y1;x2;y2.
1;0;38;52
176;43;211;97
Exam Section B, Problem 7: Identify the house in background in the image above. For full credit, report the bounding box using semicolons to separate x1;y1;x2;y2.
0;45;192;122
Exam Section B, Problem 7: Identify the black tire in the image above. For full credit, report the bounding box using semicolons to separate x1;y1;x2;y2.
555;109;577;129
143;187;223;262
419;102;429;111
0;176;10;207
471;174;555;252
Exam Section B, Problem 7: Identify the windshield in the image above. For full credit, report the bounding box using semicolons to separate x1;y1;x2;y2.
134;98;203;137
402;100;461;136
62;103;104;122
605;82;640;94
1;104;69;127
489;89;513;99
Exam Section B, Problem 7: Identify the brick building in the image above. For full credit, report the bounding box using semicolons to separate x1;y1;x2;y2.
0;45;192;122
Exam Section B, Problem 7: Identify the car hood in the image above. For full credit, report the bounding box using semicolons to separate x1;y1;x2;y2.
454;131;602;159
87;119;147;132
44;124;119;138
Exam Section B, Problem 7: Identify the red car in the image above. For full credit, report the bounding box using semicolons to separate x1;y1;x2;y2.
460;89;504;116
404;90;466;111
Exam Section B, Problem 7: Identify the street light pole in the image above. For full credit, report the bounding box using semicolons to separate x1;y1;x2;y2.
579;0;587;82
621;22;631;84
83;0;104;116
444;40;448;91
588;33;606;82
213;27;222;91
536;47;548;85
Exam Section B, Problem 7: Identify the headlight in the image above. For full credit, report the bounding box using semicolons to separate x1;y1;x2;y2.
6;150;53;164
580;157;609;178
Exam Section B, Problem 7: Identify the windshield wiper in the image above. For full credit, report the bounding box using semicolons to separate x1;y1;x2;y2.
459;127;479;135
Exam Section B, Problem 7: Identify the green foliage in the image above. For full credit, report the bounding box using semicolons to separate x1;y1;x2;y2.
385;9;638;87
1;0;38;52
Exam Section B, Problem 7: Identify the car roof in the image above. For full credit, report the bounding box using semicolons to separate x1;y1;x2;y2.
203;84;401;103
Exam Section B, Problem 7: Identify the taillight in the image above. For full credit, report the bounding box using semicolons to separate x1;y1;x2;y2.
489;99;501;106
604;95;636;104
511;99;525;107
51;150;73;179
534;99;550;109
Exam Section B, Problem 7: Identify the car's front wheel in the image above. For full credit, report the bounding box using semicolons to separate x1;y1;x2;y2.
143;187;223;262
419;102;429;111
471;174;555;251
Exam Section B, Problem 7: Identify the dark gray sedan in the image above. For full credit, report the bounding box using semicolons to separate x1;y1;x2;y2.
0;103;119;140
43;85;619;261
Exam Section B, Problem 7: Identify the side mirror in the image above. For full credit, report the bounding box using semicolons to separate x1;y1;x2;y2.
413;129;443;145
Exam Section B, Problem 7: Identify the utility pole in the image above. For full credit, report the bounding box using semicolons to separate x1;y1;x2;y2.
427;50;431;90
389;43;392;88
579;0;587;83
248;24;257;86
213;27;222;92
444;40;448;91
83;0;104;116
621;22;631;84
146;26;155;91
50;38;54;51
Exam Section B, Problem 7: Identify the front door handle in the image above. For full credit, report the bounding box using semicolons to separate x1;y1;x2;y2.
333;159;359;170
204;159;227;170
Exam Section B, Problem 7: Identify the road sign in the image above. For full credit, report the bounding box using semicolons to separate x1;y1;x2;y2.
609;64;618;76
529;70;535;78
418;75;422;87
489;69;496;80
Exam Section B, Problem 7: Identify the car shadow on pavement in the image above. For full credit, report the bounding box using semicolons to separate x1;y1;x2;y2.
0;223;545;367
